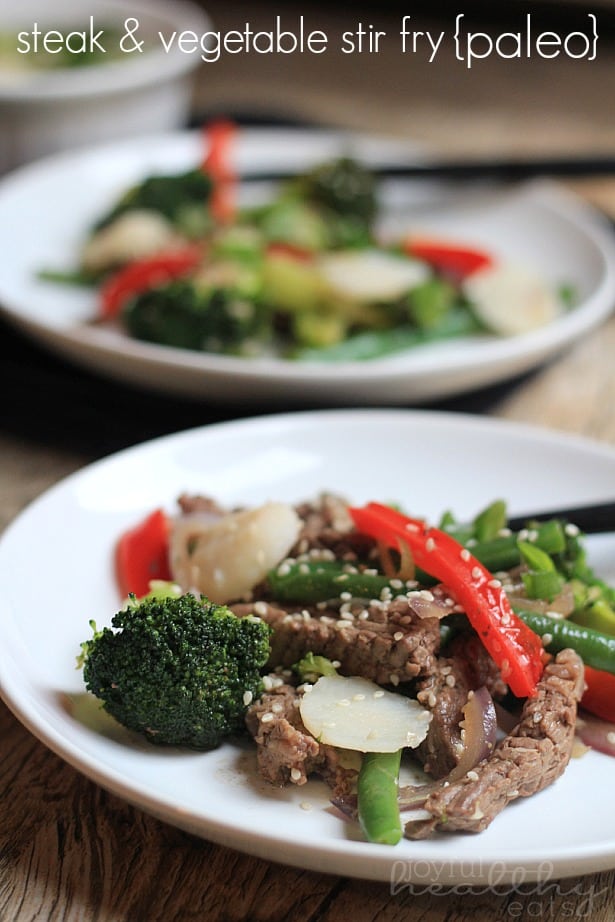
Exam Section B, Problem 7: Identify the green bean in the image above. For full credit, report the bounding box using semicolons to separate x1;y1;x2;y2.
294;308;480;362
516;609;615;675
473;499;507;542
357;750;403;845
266;560;401;603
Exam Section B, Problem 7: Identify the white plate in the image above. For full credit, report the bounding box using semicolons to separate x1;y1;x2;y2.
1;408;615;884
0;128;615;404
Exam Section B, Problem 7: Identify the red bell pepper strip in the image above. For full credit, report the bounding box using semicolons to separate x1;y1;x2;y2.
202;119;237;223
404;238;493;280
115;508;172;599
348;502;545;698
581;665;615;723
99;246;202;319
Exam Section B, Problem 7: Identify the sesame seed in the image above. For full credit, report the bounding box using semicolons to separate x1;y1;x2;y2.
419;590;435;601
373;690;385;698
405;523;421;533
340;591;352;601
428;692;437;708
262;676;273;690
426;537;436;552
243;691;253;706
352;693;366;701
261;712;274;723
460;548;471;561
290;768;302;782
393;631;404;641
533;712;543;724
542;633;553;647
445;674;456;688
472;567;483;579
337;619;354;629
253;601;268;616
389;674;400;686
390;579;403;589
488;578;502;588
299;563;310;575
299;801;313;811
607;732;615;745
565;523;580;537
367;729;379;739
276;562;292;577
337;699;351;707
271;702;284;714
466;770;479;781
322;721;336;728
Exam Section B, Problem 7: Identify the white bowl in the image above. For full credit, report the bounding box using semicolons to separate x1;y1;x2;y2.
0;0;210;173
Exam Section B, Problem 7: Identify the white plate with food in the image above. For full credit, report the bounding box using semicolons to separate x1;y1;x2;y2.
0;128;614;404
1;408;615;884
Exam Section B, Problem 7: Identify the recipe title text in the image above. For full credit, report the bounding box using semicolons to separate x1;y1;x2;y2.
16;13;599;68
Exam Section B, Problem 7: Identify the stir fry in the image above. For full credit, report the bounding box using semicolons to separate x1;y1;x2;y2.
79;493;615;845
44;123;570;362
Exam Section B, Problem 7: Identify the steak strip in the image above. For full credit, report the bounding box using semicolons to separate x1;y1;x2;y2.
405;648;584;838
232;598;442;684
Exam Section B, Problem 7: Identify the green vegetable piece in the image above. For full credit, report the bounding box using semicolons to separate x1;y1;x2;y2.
94;169;213;236
291;157;378;242
266;559;400;604
407;277;456;330
293;652;338;684
516;609;615;675
357;750;403;845
124;279;269;355
79;594;271;749
571;599;615;637
259;200;330;251
292;311;347;348
295;308;480;362
518;540;556;573
521;569;565;602
473;499;507;542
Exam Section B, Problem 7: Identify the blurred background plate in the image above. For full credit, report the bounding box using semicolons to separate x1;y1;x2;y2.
0;126;614;405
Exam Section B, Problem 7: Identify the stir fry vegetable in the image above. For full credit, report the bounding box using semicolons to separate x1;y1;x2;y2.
42;123;570;361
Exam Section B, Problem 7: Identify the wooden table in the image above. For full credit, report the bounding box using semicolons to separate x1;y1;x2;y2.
2;2;615;918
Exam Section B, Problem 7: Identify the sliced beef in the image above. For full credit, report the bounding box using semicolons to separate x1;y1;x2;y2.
290;493;375;560
405;649;584;838
245;678;357;795
232;596;442;684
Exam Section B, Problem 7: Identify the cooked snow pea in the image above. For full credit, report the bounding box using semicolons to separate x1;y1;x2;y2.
294;308;480;362
357;749;403;845
267;560;400;603
516;609;615;675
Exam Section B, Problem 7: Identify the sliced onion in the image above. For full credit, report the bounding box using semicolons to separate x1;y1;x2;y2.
576;712;615;758
377;539;416;582
448;686;497;781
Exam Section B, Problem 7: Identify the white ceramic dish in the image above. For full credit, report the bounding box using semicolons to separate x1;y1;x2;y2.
1;408;615;884
0;0;209;172
0;127;614;404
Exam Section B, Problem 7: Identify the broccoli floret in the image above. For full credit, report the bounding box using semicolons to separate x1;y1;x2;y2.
293;652;338;684
94;169;213;238
80;594;271;749
289;157;378;247
123;278;270;355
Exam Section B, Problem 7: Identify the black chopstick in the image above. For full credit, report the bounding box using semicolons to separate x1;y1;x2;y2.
239;156;615;184
507;501;615;535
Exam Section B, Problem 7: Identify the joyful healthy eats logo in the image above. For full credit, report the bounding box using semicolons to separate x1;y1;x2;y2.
13;11;599;68
389;860;609;916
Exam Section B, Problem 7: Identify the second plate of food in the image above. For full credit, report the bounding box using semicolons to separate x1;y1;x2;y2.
0;127;614;403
